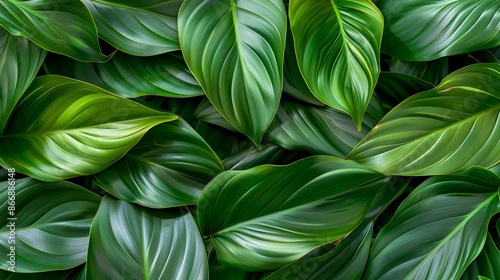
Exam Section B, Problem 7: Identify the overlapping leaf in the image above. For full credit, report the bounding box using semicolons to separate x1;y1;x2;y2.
0;178;101;272
44;52;203;98
0;27;46;133
266;96;384;157
389;57;449;86
379;0;500;60
365;168;500;280
265;219;373;280
0;0;107;61
178;0;287;144
198;156;385;271
289;0;383;129
82;0;180;56
87;196;207;279
223;143;302;170
93;119;223;208
374;72;433;109
0;76;177;181
461;234;500;280
348;63;500;176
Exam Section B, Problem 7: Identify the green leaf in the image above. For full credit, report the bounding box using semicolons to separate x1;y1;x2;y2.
366;176;409;219
0;27;46;134
0;75;177;182
0;178;101;272
93;119;223;208
87;196;208;279
44;52;203;98
222;143;303;170
375;72;434;109
461;234;500;280
82;0;180;56
379;0;500;60
265;219;373;280
266;96;383;157
289;0;383;129
195;97;238;132
389;57;449;86
0;0;108;61
365;168;500;280
195;122;255;160
178;0;287;145
347;63;500;176
0;270;71;280
198;156;385;271
209;251;257;280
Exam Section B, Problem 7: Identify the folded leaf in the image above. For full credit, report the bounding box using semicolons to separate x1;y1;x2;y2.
198;156;385;271
0;27;46;134
0;75;177;181
44;52;203;98
93;119;223;208
0;178;101;272
348;63;500;176
82;0;180;56
0;0;108;61
87;196;207;279
178;0;287;145
379;0;500;60
365;168;500;280
289;0;383;129
265;219;373;280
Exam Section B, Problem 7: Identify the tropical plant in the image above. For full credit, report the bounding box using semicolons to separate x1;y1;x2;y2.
0;0;499;279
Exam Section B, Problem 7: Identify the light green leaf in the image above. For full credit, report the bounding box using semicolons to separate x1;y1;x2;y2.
289;0;383;129
87;196;208;279
379;0;500;60
178;0;287;145
461;234;500;280
0;0;108;61
347;63;500;176
198;156;385;271
82;0;180;56
93;119;223;208
43;52;203;98
365;168;500;280
265;219;373;280
0;27;46;134
0;75;177;182
266;96;383;157
0;178;101;272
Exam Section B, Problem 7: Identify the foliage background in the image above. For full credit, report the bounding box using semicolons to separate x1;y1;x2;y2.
0;0;499;279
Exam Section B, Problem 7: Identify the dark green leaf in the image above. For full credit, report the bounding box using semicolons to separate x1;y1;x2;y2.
44;52;203;98
379;0;500;60
223;143;303;170
374;72;434;109
0;0;108;61
195;122;254;160
389;57;449;86
0;75;177;181
365;168;500;280
266;96;383;157
0;178;101;272
87;196;208;279
461;234;500;280
82;0;180;56
0;27;46;134
289;0;383;129
178;0;287;144
348;63;500;176
93;119;223;208
195;97;238;132
209;251;257;280
366;176;409;219
198;156;385;271
265;219;373;280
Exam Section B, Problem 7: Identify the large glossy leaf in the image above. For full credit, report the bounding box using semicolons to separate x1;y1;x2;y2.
93;119;223;208
0;178;101;272
178;0;287;145
265;219;373;280
198;156;385;271
266;96;383;157
461;234;500;280
87;196;207;279
289;0;383;129
0;27;46;134
365;168;500;280
374;72;433;109
348;63;500;176
0;0;108;61
44;52;203;98
82;0;180;56
379;0;500;60
0;75;177;182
